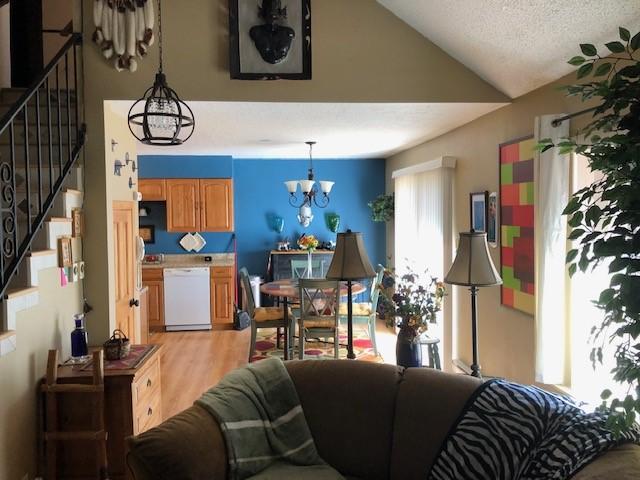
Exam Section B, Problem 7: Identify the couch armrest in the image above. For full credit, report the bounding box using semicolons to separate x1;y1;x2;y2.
572;444;640;480
126;404;228;480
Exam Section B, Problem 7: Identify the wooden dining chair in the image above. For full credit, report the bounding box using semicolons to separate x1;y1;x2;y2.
290;259;322;279
298;279;341;359
338;264;385;355
239;267;292;362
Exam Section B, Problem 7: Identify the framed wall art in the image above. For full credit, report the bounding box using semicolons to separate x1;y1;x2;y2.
72;208;83;238
487;191;498;247
499;136;535;315
469;191;489;232
139;225;155;244
58;237;73;268
229;0;312;80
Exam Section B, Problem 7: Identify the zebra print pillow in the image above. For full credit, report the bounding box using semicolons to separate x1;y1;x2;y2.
428;379;640;480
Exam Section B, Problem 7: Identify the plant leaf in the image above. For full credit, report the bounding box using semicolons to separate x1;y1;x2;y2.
594;62;612;77
577;63;594;79
580;43;598;56
620;27;631;41
568;56;586;66
631;31;640;50
568;263;577;277
605;41;626;53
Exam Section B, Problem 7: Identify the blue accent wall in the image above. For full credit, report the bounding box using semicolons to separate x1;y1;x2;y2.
139;156;386;278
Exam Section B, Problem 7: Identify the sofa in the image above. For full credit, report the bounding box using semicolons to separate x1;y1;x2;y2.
126;360;640;479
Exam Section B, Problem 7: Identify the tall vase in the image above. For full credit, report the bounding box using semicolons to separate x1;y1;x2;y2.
306;250;313;278
396;325;422;368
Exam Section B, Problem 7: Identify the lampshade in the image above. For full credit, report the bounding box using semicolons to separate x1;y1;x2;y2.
284;181;298;193
299;180;315;193
326;230;375;280
445;231;502;287
319;181;335;194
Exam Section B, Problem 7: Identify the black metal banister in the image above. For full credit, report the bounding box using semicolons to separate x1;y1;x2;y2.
0;31;85;302
0;33;81;135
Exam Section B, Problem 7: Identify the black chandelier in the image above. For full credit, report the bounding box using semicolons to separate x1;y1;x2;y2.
284;141;334;208
128;0;194;145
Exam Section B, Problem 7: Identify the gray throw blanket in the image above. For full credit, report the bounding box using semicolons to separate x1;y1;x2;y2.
429;379;640;479
196;358;325;479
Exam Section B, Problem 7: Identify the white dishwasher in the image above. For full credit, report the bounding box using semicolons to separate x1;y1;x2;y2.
163;267;211;331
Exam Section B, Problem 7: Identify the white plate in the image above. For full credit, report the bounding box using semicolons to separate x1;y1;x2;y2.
179;233;197;252
192;232;207;253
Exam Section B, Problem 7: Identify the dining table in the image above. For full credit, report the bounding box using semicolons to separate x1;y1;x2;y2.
260;278;367;360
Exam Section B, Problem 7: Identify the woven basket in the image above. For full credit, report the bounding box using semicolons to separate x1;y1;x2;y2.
103;329;131;360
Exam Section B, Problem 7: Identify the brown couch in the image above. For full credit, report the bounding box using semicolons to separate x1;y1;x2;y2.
127;360;640;479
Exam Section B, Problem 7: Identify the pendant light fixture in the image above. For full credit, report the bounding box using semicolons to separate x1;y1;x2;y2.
128;0;195;145
285;141;335;208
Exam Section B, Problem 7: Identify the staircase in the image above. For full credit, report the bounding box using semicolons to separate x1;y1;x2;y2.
0;33;85;357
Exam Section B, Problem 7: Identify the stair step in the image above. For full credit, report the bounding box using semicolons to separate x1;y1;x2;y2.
0;87;77;106
5;286;39;299
3;286;39;331
0;331;17;357
48;217;72;222
27;250;58;287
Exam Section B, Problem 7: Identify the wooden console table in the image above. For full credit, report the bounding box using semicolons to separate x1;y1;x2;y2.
46;345;162;479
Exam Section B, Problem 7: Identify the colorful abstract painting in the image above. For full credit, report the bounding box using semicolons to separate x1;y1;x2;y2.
500;136;535;315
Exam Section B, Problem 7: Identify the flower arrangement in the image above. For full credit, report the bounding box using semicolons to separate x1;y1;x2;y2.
368;194;394;222
378;266;446;338
297;234;319;252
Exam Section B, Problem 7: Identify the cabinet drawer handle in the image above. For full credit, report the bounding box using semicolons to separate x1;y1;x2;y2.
147;407;153;416
147;378;152;388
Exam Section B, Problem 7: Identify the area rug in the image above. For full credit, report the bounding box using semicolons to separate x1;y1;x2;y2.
251;327;383;363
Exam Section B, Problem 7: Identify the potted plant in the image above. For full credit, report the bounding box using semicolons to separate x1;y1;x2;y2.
368;194;394;222
378;267;446;367
538;27;639;434
297;234;319;277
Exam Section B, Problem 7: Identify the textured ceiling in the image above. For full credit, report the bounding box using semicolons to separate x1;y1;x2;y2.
111;101;505;158
377;0;640;98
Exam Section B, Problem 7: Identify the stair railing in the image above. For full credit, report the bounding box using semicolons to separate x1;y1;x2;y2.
0;32;85;300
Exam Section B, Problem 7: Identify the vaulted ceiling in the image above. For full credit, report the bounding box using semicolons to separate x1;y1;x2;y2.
377;0;640;98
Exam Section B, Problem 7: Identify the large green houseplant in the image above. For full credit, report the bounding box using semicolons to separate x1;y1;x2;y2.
538;27;640;434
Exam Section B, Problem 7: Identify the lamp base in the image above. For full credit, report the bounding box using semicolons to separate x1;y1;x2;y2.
470;363;482;378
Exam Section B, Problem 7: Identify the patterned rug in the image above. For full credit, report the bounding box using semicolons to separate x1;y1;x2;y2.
251;327;383;363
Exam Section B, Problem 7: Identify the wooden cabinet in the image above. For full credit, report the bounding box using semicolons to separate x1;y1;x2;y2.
139;286;149;344
210;266;235;325
166;179;200;232
200;179;234;231
142;268;164;332
161;178;234;232
139;179;166;201
52;346;162;480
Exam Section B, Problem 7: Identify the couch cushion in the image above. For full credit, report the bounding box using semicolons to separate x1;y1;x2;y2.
285;360;402;480
572;444;640;480
389;368;481;480
246;461;345;479
126;404;227;480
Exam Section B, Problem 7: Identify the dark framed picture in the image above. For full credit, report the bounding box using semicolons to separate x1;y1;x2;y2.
469;191;489;232
139;225;155;244
229;0;312;80
487;192;498;247
58;237;73;268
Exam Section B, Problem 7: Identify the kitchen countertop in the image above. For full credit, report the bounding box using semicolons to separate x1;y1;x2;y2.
142;253;234;269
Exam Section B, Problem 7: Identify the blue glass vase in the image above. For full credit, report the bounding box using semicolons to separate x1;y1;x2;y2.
396;325;422;368
71;314;89;361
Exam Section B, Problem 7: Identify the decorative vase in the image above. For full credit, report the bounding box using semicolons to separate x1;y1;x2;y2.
396;325;422;368
70;313;89;362
306;251;313;278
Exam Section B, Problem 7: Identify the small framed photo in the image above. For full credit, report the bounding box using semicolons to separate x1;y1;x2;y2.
139;225;155;244
71;208;83;238
58;237;72;268
469;191;489;233
229;0;312;80
487;192;498;247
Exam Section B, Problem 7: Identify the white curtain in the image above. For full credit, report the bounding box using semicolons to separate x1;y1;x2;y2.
394;160;455;367
534;115;570;384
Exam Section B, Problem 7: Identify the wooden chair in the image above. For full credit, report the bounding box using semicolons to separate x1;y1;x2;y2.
42;349;109;480
240;267;292;362
338;264;385;355
291;259;323;279
298;279;341;359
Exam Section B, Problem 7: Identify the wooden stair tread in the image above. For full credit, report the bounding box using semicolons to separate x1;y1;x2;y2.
0;330;16;341
48;217;72;223
29;249;57;257
5;286;38;299
64;188;82;195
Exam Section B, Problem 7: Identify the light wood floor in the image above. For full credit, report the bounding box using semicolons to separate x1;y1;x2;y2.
150;320;398;421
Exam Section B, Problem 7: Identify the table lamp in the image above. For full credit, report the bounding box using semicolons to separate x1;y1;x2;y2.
326;230;375;359
445;231;502;378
